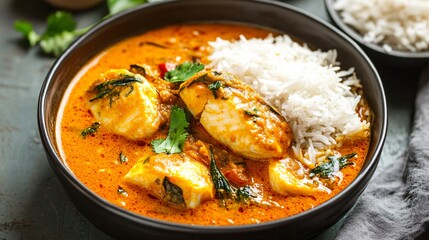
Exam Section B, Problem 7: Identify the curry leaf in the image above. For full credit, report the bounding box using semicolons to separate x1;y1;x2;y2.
81;122;100;138
164;62;205;83
117;186;128;196
162;177;185;205
151;106;189;154
235;186;256;202
209;146;257;203
207;81;222;98
90;76;142;105
119;151;128;164
244;108;259;117
309;153;356;179
209;146;233;199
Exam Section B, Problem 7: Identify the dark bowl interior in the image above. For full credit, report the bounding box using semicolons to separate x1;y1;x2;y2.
38;0;387;239
324;0;429;68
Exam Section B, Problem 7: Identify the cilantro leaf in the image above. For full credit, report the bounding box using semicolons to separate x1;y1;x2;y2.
164;62;205;83
14;11;86;56
14;20;33;35
151;106;189;154
14;1;157;57
107;0;147;15
40;11;85;56
207;80;222;98
14;21;40;46
39;31;77;56
44;11;76;36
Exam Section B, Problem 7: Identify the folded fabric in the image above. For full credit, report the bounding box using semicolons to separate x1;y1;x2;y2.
336;66;429;240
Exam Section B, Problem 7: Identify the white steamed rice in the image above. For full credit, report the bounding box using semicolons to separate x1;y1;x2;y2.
208;35;369;167
334;0;429;52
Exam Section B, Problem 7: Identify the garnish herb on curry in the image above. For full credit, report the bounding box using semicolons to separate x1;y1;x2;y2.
209;146;256;204
309;153;356;179
164;62;205;83
56;24;370;225
162;177;186;206
151;106;189;154
119;151;128;164
90;75;142;105
80;122;100;138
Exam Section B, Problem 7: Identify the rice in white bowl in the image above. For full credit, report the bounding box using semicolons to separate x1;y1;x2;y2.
333;0;429;52
208;35;369;167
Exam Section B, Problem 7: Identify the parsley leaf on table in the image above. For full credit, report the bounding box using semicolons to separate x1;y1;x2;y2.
164;62;205;83
14;11;87;56
14;21;40;46
151;106;189;154
14;0;157;56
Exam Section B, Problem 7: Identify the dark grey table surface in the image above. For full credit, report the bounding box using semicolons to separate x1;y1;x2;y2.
0;0;422;239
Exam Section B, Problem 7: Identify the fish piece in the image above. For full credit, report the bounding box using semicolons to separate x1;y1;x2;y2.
124;153;213;208
269;157;330;196
179;70;292;160
87;69;161;140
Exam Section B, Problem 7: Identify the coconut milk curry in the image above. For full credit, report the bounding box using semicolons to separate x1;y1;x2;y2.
56;24;370;225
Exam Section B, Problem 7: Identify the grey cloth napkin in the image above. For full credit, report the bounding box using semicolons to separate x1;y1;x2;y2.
337;66;429;240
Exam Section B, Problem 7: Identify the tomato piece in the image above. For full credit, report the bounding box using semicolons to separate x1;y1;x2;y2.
159;62;176;79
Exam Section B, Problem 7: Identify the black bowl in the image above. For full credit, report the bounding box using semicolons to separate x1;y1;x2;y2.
38;0;387;239
325;0;429;68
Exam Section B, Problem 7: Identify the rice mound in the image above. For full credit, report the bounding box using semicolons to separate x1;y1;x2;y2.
208;35;369;167
334;0;429;52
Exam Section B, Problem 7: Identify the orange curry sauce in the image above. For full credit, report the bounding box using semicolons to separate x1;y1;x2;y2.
56;24;369;225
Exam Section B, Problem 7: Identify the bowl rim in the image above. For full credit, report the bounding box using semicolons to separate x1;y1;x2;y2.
38;0;388;234
324;0;429;59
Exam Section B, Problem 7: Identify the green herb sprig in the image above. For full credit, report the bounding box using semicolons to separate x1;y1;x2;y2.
244;108;259;117
90;76;142;106
162;177;185;205
81;122;100;138
209;146;233;199
209;146;256;203
14;0;150;56
309;153;356;179
164;62;205;83
151;106;189;154
207;81;222;98
117;186;128;196
119;151;128;164
14;11;88;56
